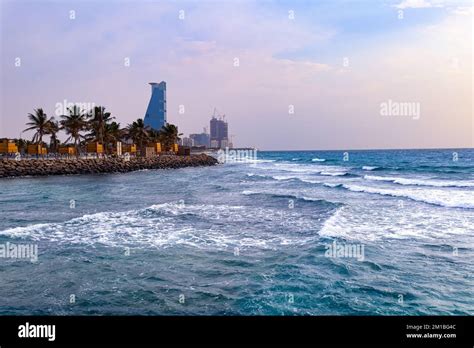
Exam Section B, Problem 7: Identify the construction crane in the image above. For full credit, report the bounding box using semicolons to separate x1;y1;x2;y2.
213;107;226;122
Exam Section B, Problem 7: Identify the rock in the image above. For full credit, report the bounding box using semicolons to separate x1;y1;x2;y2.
0;154;218;178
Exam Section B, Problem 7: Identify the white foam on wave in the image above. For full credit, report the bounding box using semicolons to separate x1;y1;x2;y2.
271;163;321;173
246;168;473;209
269;162;350;177
271;175;332;183
312;158;326;162
0;202;319;250
320;171;348;177
241;189;332;203
245;172;344;187
319;205;474;242
362;166;378;171
323;183;342;188
342;183;474;209
243;159;276;163
246;173;268;178
274;175;302;181
246;173;302;182
224;159;276;166
364;175;474;188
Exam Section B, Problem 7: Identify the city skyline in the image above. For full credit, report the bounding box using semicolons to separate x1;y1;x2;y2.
0;0;472;150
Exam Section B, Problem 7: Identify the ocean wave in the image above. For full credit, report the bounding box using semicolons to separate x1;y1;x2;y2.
225;159;276;165
244;159;276;163
246;174;301;182
246;173;269;178
272;175;301;181
0;202;320;249
362;166;379;171
323;183;343;188
272;163;323;173
312;158;326;162
319;208;353;239
241;190;339;206
374;163;473;174
245;172;349;187
341;184;474;209
270;163;352;177
320;171;350;177
319;205;473;242
245;172;353;188
364;175;474;188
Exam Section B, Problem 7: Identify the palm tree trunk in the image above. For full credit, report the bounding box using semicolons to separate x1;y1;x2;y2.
74;137;79;158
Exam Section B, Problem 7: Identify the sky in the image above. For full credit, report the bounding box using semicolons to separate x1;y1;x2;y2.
0;0;472;150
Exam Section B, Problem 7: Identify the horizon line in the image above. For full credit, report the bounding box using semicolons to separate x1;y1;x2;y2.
257;146;474;152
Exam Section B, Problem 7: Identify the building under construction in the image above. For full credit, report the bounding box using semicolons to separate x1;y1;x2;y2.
210;109;229;149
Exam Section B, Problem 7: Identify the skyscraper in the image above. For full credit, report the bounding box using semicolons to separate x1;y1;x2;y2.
144;81;167;130
210;116;228;149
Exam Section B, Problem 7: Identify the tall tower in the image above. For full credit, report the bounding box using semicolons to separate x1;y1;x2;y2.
210;114;228;149
144;81;167;130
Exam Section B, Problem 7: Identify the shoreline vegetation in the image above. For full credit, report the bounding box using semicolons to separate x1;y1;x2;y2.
0;154;218;178
2;106;187;158
1;105;221;177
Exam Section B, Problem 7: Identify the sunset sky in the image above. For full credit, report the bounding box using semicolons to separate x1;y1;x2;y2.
1;0;472;150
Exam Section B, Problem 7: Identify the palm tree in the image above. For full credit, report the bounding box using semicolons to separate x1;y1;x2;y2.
60;106;88;155
24;108;50;144
147;128;161;143
103;121;124;154
126;119;149;156
47;118;60;153
15;138;32;154
159;123;182;151
88;106;114;146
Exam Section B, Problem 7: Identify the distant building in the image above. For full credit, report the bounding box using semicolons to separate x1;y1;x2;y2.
144;81;167;130
181;137;194;147
210;116;228;149
189;132;210;147
210;140;219;148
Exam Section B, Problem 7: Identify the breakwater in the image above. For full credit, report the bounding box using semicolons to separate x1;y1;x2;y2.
0;154;218;178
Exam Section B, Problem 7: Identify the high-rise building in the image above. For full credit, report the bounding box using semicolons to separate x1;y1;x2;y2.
210;140;219;148
189;131;210;147
210;116;228;149
144;81;167;130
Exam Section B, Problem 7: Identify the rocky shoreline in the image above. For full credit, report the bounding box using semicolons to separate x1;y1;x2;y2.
0;154;218;178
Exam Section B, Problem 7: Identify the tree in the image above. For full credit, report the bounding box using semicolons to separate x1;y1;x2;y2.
103;121;124;154
15;138;32;154
159;123;182;151
87;106;114;146
24;108;50;144
47;118;60;153
148;128;162;144
126;119;149;156
60;106;88;155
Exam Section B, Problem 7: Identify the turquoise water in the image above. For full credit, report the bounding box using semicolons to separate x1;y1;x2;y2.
0;149;473;315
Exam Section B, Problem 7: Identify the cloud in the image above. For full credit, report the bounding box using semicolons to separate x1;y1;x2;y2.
393;0;436;9
449;6;474;15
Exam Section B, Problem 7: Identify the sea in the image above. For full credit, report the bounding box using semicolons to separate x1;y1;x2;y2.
0;149;473;315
